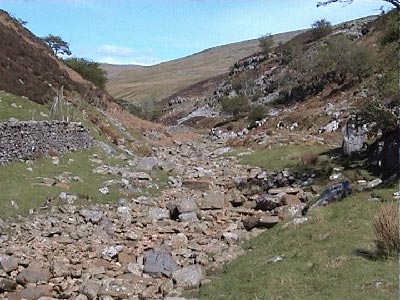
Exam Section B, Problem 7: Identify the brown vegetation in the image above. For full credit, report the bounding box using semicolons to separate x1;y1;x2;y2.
374;203;399;256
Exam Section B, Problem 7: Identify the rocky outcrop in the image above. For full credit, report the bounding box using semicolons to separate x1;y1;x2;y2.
0;121;92;163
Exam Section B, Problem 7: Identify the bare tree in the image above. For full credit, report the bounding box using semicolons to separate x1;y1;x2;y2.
317;0;399;9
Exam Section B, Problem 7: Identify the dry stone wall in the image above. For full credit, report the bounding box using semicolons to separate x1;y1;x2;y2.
0;121;92;163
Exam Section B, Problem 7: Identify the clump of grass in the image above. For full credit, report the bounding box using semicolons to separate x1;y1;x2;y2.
374;203;399;256
301;152;318;166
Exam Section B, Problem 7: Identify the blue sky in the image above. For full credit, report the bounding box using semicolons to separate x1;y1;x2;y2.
0;0;391;65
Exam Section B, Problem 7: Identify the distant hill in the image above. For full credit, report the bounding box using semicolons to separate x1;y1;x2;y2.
102;30;305;104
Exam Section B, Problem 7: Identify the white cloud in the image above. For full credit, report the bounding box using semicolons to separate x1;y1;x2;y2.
97;44;135;57
95;45;161;66
99;55;161;66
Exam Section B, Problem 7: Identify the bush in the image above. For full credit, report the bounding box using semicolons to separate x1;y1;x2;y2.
248;105;268;122
259;34;274;55
374;203;399;256
63;57;107;90
220;96;250;117
311;19;333;40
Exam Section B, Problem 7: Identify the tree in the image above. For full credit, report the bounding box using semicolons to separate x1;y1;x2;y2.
42;34;72;56
259;34;274;55
311;19;333;40
63;57;107;90
317;0;399;9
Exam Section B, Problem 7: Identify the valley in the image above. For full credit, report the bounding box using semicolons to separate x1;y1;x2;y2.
0;4;399;300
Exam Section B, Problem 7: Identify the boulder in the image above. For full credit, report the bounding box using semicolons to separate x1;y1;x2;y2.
148;207;170;221
137;157;158;170
17;262;52;284
243;215;280;231
167;198;198;219
268;187;299;195
257;216;280;228
182;179;213;191
178;212;199;223
16;285;52;300
0;278;17;292
101;245;124;261
172;265;204;290
143;248;179;278
197;192;225;210
368;178;383;189
278;203;306;220
310;181;351;209
79;209;103;224
0;255;19;273
255;194;280;211
226;189;246;207
243;216;259;231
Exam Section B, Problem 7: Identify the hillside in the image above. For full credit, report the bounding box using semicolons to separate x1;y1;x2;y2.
102;30;304;104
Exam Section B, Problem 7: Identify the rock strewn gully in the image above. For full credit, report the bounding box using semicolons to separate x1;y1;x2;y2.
0;137;311;300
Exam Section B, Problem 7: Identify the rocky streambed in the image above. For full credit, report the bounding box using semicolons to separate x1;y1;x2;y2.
0;137;316;300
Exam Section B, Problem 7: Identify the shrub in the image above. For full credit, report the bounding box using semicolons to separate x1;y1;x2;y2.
248;105;268;122
63;57;107;90
311;19;333;40
259;34;274;55
220;96;250;117
374;203;399;256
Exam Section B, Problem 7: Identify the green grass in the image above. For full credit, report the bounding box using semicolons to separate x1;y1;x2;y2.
190;190;397;300
229;144;328;172
0;91;51;122
0;146;169;218
0;147;120;218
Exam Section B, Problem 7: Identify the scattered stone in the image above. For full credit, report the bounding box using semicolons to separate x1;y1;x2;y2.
267;255;285;263
282;217;309;228
99;187;109;194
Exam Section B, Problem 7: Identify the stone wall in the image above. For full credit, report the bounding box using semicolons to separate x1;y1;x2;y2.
0;121;92;163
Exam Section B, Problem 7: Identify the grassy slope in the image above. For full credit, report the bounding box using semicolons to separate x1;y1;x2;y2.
192;143;397;299
191;190;397;300
102;30;304;104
